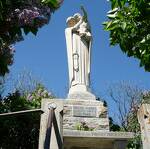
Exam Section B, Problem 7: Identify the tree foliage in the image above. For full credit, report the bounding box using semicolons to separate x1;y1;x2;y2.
108;81;143;149
0;0;63;76
0;70;54;148
103;0;150;71
109;117;121;131
0;84;54;149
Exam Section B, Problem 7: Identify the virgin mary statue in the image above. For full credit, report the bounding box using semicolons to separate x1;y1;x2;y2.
65;12;95;99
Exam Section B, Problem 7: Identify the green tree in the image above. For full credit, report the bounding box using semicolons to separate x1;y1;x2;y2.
109;117;121;131
103;0;150;71
0;71;54;148
0;84;54;149
0;0;63;76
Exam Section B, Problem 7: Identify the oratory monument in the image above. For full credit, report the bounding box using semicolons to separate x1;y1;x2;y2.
39;10;134;149
63;11;133;149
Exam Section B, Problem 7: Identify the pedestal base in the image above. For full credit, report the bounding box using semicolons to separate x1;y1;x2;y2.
63;99;109;131
68;85;96;100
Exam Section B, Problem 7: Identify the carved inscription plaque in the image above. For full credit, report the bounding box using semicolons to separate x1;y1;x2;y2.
73;106;96;117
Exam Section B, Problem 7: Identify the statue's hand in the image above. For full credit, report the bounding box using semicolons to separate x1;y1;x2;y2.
80;32;91;41
79;32;86;38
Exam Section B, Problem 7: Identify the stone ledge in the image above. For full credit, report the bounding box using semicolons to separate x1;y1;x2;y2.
64;99;104;106
67;91;96;100
63;130;134;140
63;130;134;149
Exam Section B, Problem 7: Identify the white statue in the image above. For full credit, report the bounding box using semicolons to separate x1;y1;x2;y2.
65;12;95;99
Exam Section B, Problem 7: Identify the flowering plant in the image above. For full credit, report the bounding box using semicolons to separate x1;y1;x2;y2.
26;84;54;108
0;0;63;76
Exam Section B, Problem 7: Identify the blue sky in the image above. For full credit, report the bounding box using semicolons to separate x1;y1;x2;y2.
9;0;150;117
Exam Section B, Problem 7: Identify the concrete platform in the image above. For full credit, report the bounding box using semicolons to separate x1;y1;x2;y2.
63;130;134;149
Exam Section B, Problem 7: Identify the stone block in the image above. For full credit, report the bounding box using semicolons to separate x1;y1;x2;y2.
63;117;109;131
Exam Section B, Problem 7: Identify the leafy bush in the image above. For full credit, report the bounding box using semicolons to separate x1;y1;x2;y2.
0;84;53;149
75;121;95;131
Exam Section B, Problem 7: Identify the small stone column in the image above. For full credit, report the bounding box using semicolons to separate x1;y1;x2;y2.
137;104;150;149
38;99;63;149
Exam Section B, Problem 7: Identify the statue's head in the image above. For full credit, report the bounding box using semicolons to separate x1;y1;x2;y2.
66;17;76;27
66;13;82;27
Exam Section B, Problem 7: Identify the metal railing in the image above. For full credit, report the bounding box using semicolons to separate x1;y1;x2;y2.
0;109;43;117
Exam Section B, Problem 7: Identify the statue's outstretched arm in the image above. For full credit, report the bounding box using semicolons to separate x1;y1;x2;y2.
72;18;83;31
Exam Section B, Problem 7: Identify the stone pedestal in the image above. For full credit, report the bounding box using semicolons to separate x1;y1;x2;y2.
38;98;133;149
63;99;109;131
62;98;134;149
